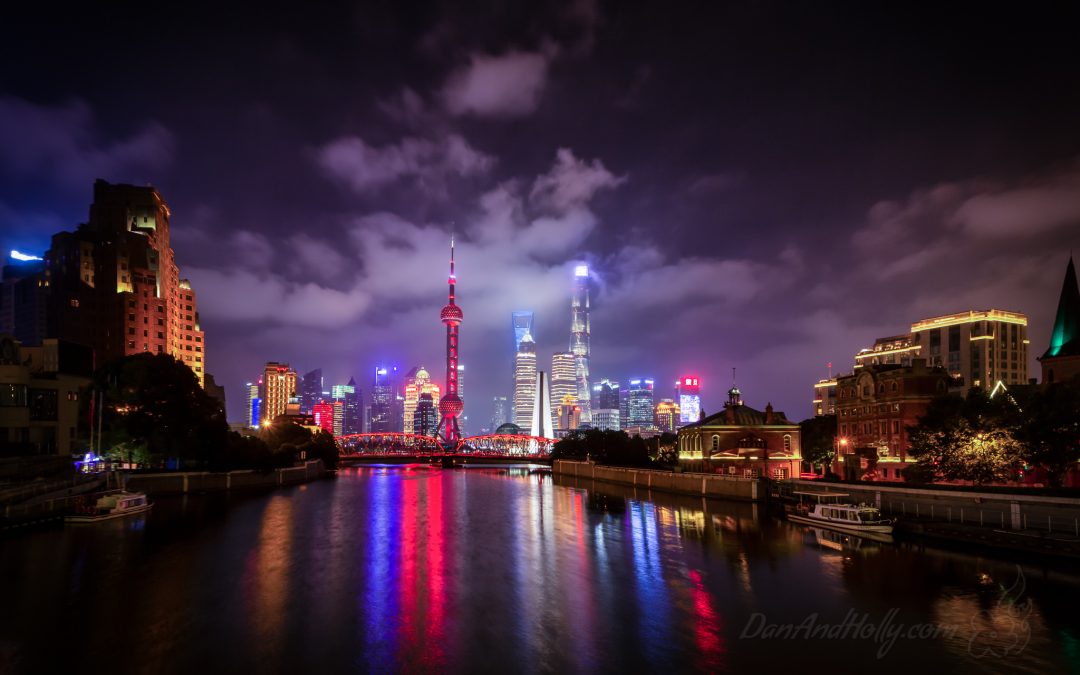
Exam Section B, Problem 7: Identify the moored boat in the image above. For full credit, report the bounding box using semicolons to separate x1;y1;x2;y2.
65;491;152;523
786;491;894;534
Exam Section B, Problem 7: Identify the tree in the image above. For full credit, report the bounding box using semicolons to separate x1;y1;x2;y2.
87;353;228;467
1014;381;1080;487
799;415;837;472
907;389;1023;484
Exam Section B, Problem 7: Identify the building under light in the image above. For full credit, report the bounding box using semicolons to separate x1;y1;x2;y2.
490;396;509;431
570;266;592;424
627;378;655;429
591;378;621;430
403;367;440;435
368;366;394;432
555;394;581;435
312;400;334;436
812;378;837;416
1040;256;1080;384
654;398;680;433
510;311;534;421
246;381;261;428
675;376;701;424
300;369;323;414
853;309;1029;391
513;332;537;430
550;352;578;426
261;362;297;425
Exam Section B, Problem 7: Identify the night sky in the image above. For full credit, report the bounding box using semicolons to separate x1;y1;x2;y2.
3;1;1079;425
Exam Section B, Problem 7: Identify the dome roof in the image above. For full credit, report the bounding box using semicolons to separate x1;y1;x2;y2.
495;422;521;435
441;304;463;322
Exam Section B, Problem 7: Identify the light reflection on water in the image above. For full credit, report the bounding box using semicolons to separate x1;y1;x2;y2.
0;465;1078;674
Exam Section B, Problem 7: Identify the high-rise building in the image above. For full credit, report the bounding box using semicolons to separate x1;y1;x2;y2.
675;376;701;424
1040;256;1080;384
330;381;361;436
300;369;323;414
369;366;393;432
556;394;581;434
490;396;509;431
312;400;335;436
530;370;555;439
619;386;630;426
550;352;577;425
590;378;620;430
654;398;680;433
570;265;592;424
0;252;48;346
261;362;297;424
513;332;538;430
344;377;363;435
45;180;206;385
246;381;261;428
853;309;1029;391
511;311;534;421
416;393;437;437
403;367;441;435
627;379;655;428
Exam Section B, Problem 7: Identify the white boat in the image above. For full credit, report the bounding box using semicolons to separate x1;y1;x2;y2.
65;491;152;523
786;491;894;534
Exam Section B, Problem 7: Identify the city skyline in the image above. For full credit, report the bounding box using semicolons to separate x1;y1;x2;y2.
2;2;1078;424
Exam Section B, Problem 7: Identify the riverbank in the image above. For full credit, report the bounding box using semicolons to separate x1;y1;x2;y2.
122;460;326;496
552;459;762;500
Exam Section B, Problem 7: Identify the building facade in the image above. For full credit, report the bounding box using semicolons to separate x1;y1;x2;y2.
300;369;322;415
513;333;537;430
261;362;297;424
246;381;261;428
555;394;581;435
833;359;952;481
403;367;440;435
654;398;680;433
570;266;592;424
511;311;534;422
46;180;206;385
812;378;837;416
675;376;701;425
550;352;577;426
0;254;48;346
677;386;802;479
0;335;93;456
312;400;334;436
627;379;655;429
369;366;393;432
490;395;509;432
853;309;1028;392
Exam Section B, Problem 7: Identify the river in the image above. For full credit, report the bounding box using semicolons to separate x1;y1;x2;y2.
2;465;1078;674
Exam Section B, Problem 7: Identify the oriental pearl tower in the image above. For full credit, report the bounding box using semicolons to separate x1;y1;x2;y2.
437;238;463;450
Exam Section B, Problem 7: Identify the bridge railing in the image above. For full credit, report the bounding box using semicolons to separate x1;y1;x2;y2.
337;432;555;457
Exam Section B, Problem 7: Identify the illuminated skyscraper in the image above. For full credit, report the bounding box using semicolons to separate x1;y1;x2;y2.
530;370;555;439
675;376;701;424
437;239;464;446
46;180;206;385
369;366;393;432
510;311;534;421
330;380;362;436
456;363;466;433
570;265;592;424
403;367;440;434
654;398;680;433
513;332;537;430
550;352;577;425
261;362;297;425
300;369;323;414
312;400;334;436
246;381;261;428
627;378;655;428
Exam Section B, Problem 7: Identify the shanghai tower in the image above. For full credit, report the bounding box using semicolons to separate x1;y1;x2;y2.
437;239;464;448
570;265;592;424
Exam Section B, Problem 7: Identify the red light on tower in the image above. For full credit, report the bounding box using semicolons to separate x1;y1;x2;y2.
437;238;463;449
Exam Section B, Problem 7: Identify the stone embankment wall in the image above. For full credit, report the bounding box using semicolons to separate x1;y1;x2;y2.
123;460;324;496
553;460;761;501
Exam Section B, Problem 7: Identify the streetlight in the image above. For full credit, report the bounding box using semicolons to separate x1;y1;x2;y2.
836;437;848;478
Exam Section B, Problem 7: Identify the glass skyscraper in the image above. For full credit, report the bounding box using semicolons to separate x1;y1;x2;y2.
570;266;592;424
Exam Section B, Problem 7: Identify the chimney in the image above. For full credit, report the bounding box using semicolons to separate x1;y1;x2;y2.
765;402;774;424
726;405;735;423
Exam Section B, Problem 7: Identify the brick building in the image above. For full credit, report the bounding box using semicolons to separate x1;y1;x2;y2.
833;359;951;481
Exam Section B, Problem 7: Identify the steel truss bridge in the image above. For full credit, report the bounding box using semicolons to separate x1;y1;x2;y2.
338;432;555;460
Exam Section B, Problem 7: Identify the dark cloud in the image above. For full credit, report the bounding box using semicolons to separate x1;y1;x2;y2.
2;1;1079;424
